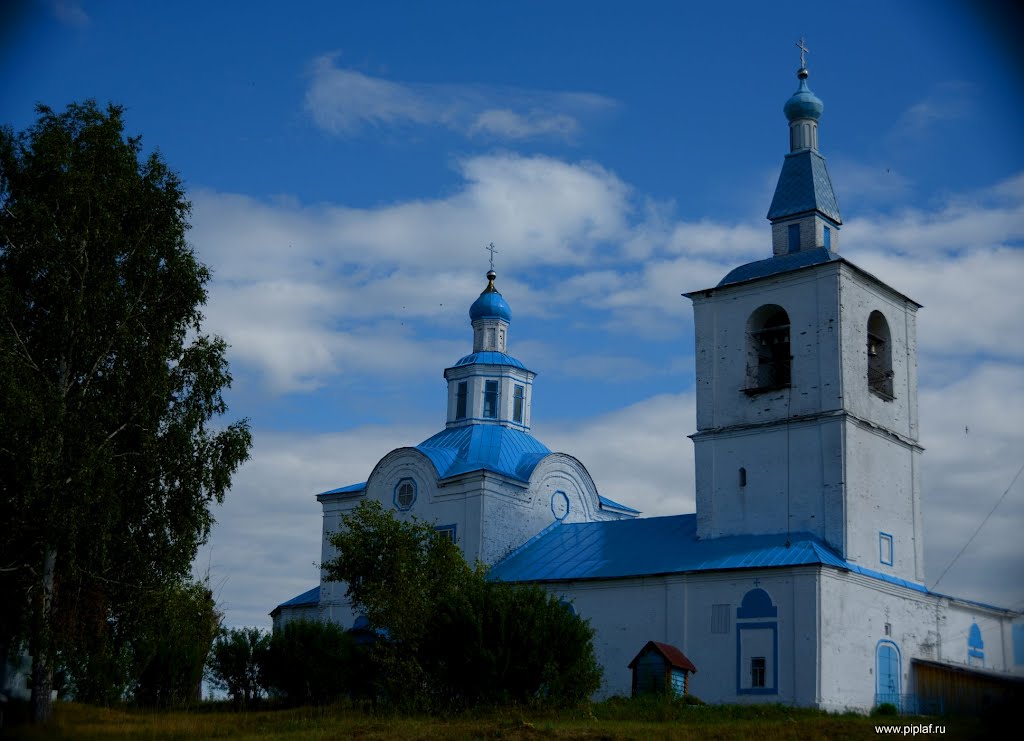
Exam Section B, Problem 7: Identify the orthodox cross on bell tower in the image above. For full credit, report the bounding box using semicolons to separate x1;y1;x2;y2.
485;242;498;271
796;37;809;69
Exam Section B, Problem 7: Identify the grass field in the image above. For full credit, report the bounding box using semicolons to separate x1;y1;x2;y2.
3;699;990;740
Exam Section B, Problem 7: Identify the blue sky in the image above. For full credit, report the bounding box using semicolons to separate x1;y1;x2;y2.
3;0;1022;628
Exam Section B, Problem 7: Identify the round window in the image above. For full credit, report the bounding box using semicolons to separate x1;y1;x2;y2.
551;491;570;520
395;478;417;510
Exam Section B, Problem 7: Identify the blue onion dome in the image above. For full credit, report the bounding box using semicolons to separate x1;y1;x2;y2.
469;270;512;322
784;68;824;122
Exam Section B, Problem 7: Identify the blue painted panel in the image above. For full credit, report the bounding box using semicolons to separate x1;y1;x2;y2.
670;669;686;697
737;588;778;619
876;641;901;698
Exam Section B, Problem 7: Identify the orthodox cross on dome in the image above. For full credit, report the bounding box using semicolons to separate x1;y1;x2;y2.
485;241;498;271
796;37;809;69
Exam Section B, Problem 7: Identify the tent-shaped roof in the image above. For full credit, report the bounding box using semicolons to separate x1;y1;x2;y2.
628;640;697;673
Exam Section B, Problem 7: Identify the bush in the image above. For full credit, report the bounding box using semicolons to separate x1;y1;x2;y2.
324;500;603;711
430;579;602;708
259;619;361;706
872;702;899;716
206;627;269;708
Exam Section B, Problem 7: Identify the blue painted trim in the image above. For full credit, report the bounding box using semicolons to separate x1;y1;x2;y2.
875;640;902;697
445;416;531;431
551;490;570;521
879;532;894;566
736;622;779;695
393;477;417;511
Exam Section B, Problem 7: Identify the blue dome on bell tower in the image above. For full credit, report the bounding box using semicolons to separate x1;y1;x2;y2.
469;270;512;322
783;68;824;122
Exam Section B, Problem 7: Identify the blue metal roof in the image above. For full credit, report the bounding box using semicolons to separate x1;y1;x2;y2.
767;149;841;223
469;290;511;322
598;494;640;514
451;351;527;370
784;75;823;122
489;514;858;583
416;424;552;482
275;585;320;609
317;481;367;497
717;247;841;287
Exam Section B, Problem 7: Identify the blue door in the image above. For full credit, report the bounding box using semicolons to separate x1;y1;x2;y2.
876;642;901;705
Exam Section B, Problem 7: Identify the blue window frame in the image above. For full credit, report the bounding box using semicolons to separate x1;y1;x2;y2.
879;532;894;566
455;381;467;419
435;523;457;543
483;380;498;418
823;225;831;248
787;224;800;253
513;384;525;423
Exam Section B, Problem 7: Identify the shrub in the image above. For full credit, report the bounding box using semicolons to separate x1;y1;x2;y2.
324;500;603;710
259;619;360;706
206;627;269;708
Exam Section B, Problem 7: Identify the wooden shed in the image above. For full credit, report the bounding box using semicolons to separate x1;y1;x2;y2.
628;641;697;697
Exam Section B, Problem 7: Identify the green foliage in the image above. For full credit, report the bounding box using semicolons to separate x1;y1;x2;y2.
432;579;602;707
324;501;602;710
132;580;220;708
872;702;899;716
59;579;219;708
0;101;251;721
259;619;361;706
206;627;270;709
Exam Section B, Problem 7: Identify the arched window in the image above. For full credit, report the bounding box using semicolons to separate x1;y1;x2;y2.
746;305;791;392
867;311;894;399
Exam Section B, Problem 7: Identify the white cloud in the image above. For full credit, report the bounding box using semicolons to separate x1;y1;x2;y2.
189;154;637;390
191;159;1024;390
305;53;616;141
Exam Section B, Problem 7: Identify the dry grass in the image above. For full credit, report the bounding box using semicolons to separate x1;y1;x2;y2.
2;700;988;740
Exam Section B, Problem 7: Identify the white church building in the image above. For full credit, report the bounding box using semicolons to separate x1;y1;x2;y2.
272;62;1023;712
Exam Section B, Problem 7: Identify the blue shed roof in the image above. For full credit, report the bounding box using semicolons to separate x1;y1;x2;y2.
416;424;552;482
274;585;320;610
490;514;868;582
450;351;528;370
317;481;367;497
716;247;841;287
598;494;640;514
767;149;841;224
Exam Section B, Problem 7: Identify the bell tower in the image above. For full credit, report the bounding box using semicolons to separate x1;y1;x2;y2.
443;268;536;431
685;52;925;584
